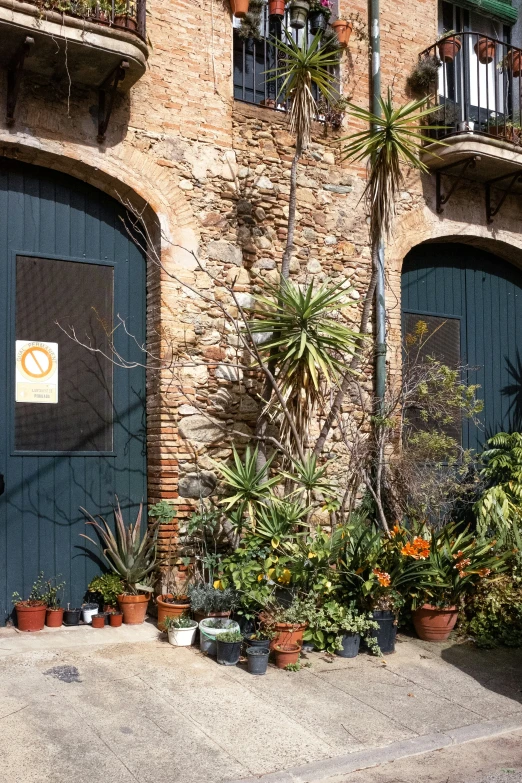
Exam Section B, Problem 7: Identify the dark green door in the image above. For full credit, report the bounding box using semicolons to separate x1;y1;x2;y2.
0;158;147;620
402;242;522;453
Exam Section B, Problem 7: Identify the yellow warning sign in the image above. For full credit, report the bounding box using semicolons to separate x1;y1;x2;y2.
16;341;58;403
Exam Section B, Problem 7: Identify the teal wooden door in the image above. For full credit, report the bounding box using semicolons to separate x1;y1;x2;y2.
402;243;522;453
0;158;147;620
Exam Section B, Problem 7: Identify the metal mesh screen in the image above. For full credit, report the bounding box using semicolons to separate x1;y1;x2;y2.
15;256;114;452
403;313;462;445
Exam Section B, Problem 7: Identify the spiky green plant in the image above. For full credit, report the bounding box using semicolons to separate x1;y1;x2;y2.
250;278;361;447
213;446;279;522
80;499;158;594
255;500;309;547
340;91;442;244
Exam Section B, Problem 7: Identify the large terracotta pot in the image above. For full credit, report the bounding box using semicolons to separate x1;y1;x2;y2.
157;594;190;631
507;49;522;77
438;36;461;63
274;643;301;668
331;19;352;48
230;0;249;18
260;614;308;650
45;608;64;628
15;602;47;632
413;604;458;641
117;593;149;625
474;37;496;65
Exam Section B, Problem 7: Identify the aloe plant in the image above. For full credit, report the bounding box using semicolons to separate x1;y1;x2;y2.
80;499;158;594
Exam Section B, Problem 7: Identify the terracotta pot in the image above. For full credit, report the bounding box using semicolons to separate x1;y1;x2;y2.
109;612;123;627
230;0;249;18
157;594;190;631
92;613;106;628
274;643;302;668
15;602;47;632
114;14;137;30
438;36;461;63
331;19;352;48
194;610;231;624
268;0;285;16
474;37;496;65
507;49;522;77
260;614;308;650
103;604;117;613
413;604;459;641
45;608;64;628
117;593;149;624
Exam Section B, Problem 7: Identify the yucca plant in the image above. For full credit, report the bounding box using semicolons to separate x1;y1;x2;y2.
80;499;158;594
282;453;338;508
213;446;279;523
255;500;309;547
250;278;360;447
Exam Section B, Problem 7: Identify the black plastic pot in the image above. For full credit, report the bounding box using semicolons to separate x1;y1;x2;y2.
243;635;270;652
216;638;242;666
370;611;397;654
308;10;328;33
247;647;269;675
63;608;82;626
336;632;360;658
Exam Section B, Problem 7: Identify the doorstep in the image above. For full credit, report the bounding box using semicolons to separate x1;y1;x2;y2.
0;617;159;656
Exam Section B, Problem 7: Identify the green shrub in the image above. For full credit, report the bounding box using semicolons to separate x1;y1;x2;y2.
217;630;243;643
460;575;522;648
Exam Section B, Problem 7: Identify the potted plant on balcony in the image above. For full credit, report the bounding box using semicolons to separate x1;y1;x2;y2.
411;523;508;642
474;36;496;65
308;0;332;34
12;573;49;632
288;0;309;29
437;30;461;63
81;499;159;625
331;18;352;48
113;0;137;30
407;55;441;98
269;0;285;17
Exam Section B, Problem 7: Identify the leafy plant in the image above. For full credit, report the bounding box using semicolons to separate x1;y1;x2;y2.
407;55;441;97
42;576;66;609
188;583;237;615
217;630;243;643
309;0;332;17
12;572;55;607
237;0;265;41
303;600;380;655
80;499;158;595
88;573;124;605
282;454;338;508
459;574;522;648
163;615;197;631
262;593;318;627
284;659;311;671
148;500;176;525
213;446;279;522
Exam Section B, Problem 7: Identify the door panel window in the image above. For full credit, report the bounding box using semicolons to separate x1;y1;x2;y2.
15;256;114;452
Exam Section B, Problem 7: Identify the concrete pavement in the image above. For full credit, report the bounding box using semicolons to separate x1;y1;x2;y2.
0;623;521;782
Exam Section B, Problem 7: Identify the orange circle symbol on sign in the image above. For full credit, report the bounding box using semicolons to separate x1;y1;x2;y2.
20;346;54;379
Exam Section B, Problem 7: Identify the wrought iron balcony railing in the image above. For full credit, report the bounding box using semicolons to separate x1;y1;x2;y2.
420;32;522;146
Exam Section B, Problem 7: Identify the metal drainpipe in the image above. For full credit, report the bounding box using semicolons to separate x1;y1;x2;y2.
370;0;387;413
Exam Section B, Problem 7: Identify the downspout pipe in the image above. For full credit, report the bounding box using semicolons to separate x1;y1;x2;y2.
370;0;387;413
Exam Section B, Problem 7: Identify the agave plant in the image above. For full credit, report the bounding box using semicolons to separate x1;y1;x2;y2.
282;453;338;507
250;278;360;448
213;446;279;523
80;499;158;595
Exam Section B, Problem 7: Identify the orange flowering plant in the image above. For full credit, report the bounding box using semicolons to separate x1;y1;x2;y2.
409;522;510;609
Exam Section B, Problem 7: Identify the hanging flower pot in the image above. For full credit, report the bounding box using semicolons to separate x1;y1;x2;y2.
331;19;352;48
309;10;329;34
438;36;462;64
474;37;496;65
507;49;522;77
268;0;285;16
230;0;250;18
413;604;459;642
289;0;309;30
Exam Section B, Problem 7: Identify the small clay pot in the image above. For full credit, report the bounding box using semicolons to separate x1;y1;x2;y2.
274;643;302;668
45;608;64;628
331;19;352;48
474;37;496;65
92;613;106;629
109;612;123;627
438;36;462;63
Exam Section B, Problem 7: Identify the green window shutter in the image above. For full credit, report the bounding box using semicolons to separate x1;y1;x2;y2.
451;0;517;25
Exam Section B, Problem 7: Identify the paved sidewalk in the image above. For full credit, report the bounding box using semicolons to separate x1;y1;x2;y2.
0;624;521;783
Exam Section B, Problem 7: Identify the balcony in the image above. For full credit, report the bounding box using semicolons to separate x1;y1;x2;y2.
0;0;147;136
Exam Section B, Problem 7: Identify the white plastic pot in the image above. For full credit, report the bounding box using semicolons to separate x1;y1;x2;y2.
82;603;99;624
167;623;198;647
199;618;239;656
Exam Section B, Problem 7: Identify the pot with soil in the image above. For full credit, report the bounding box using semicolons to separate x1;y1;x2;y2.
336;632;361;658
438;35;461;63
82;603;99;625
45;607;64;628
117;593;149;624
157;593;190;631
274;643;301;668
92;613;106;628
289;0;309;29
413;604;459;641
199;618;239;656
216;630;243;666
247;647;269;675
331;19;352;47
15;601;47;632
368;610;396;654
109;611;123;627
63;607;82;626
